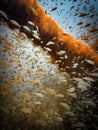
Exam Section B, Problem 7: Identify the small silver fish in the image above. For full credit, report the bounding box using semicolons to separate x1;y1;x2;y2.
20;108;32;113
34;92;44;98
9;19;20;28
44;47;52;52
32;33;41;40
46;41;55;46
85;59;95;65
57;50;66;55
0;10;8;20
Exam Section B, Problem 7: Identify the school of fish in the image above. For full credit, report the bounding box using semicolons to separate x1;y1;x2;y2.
0;0;98;130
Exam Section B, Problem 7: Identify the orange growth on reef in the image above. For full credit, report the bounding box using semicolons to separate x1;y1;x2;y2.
1;0;98;65
20;0;98;64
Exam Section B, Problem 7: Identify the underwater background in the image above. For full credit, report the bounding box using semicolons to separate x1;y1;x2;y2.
0;0;98;130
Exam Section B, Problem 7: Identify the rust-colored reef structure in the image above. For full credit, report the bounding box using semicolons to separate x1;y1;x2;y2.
0;0;98;76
